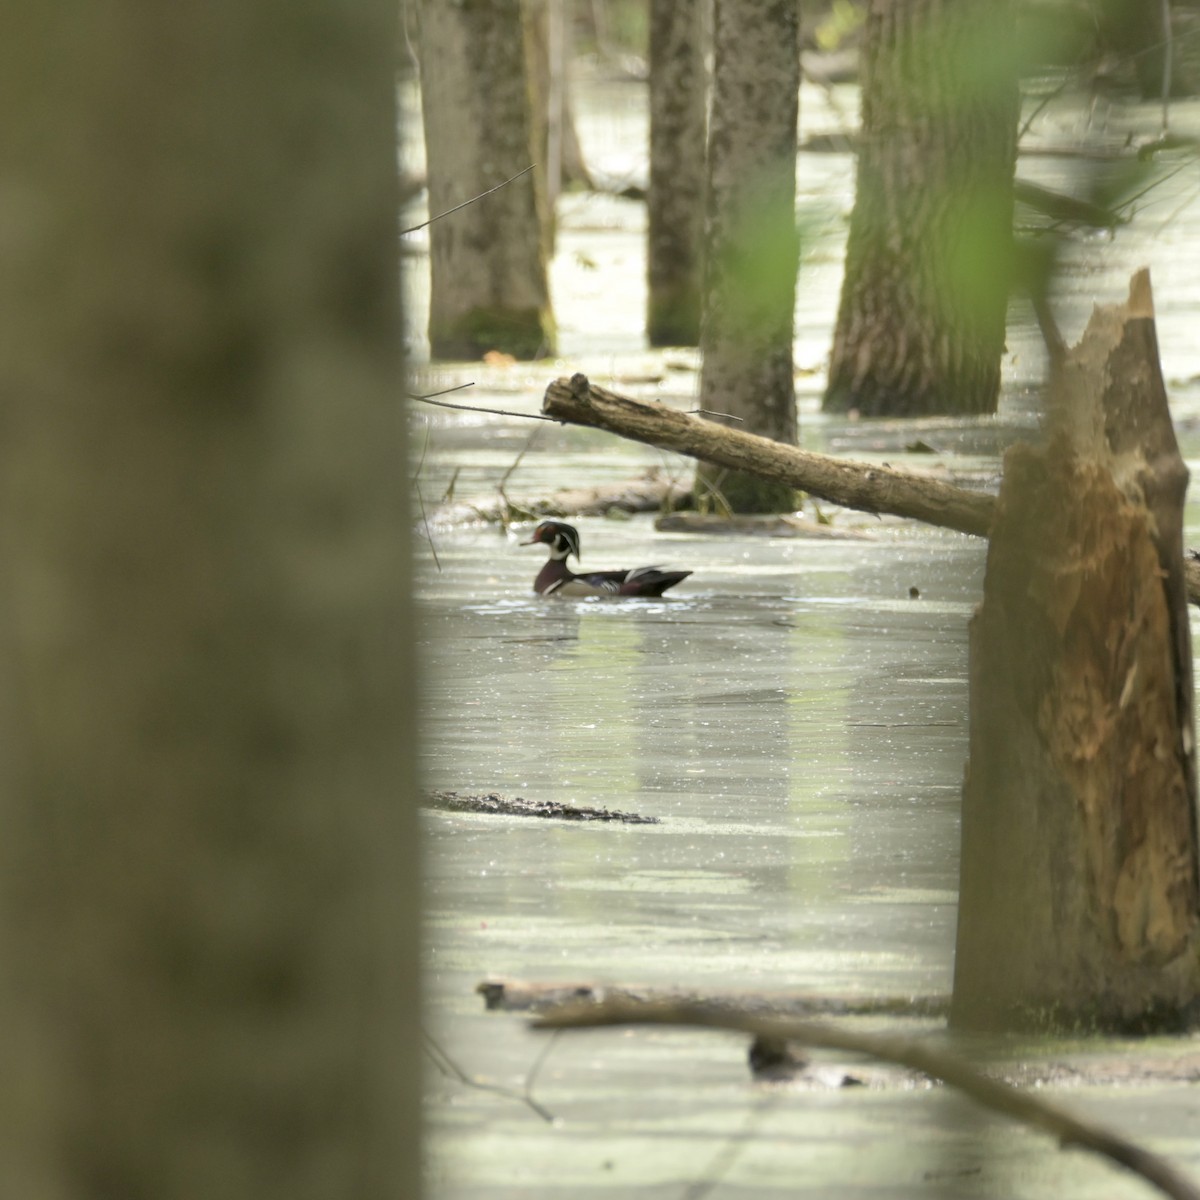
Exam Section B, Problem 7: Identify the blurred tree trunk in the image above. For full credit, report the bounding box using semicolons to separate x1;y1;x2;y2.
952;272;1200;1031
823;0;1018;417
525;0;593;261
646;0;708;347
696;0;800;514
0;2;419;1197
420;0;555;360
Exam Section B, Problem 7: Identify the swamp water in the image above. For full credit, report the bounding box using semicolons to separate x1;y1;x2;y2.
409;77;1200;1198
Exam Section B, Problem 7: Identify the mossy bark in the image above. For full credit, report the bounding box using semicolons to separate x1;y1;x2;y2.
647;0;708;347
420;0;555;360
696;0;800;513
823;0;1018;416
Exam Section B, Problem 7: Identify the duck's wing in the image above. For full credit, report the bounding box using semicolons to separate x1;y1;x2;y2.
617;566;692;597
552;567;630;596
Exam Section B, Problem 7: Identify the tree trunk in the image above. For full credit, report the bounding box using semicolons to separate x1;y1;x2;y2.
952;270;1200;1032
420;0;555;360
646;0;708;348
0;2;419;1196
526;0;592;190
823;0;1018;417
696;0;800;513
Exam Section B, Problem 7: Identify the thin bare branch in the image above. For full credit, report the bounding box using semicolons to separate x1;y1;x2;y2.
411;393;560;423
401;164;536;235
688;409;745;422
533;999;1200;1200
409;419;442;569
497;426;544;527
522;1029;561;1117
414;482;440;570
424;1029;557;1124
410;382;477;401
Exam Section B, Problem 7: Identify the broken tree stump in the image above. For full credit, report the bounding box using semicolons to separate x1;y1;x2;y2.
952;269;1200;1031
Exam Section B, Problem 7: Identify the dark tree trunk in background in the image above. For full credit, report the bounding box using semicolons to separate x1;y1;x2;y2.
420;0;555;360
952;272;1200;1032
646;0;708;347
823;0;1018;417
0;2;419;1196
696;0;800;514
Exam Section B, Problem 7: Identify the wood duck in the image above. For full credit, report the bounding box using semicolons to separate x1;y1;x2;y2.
520;520;692;597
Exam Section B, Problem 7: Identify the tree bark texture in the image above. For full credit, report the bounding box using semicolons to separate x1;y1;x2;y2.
952;271;1200;1032
697;0;800;512
545;375;995;536
824;0;1019;416
646;0;708;348
0;3;419;1197
420;0;555;360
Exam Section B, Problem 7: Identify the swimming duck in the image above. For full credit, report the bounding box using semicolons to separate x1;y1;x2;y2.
520;520;692;597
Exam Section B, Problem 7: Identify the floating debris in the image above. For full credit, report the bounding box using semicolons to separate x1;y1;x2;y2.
426;790;660;824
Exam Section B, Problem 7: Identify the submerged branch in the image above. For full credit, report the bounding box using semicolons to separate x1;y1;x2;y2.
534;998;1200;1200
428;468;692;530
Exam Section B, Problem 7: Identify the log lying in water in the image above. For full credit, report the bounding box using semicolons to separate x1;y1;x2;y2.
543;372;996;537
476;976;945;1017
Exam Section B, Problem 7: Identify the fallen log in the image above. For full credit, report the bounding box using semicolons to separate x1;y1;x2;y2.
542;372;1200;607
476;976;945;1017
543;373;995;537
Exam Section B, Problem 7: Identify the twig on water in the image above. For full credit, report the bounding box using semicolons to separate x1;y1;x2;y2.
412;477;441;571
410;421;442;570
401;164;537;235
683;1092;779;1200
423;1029;557;1124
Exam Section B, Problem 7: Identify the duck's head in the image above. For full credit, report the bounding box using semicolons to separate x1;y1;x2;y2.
520;520;580;561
